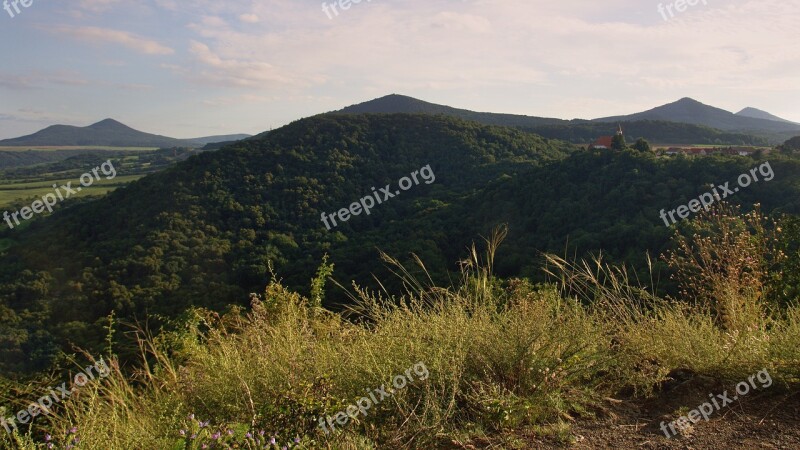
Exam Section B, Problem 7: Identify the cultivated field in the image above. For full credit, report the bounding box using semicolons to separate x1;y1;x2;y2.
0;174;143;208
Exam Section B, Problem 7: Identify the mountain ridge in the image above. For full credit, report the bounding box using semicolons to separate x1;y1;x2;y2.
0;119;193;148
0;119;251;148
336;95;775;145
593;97;800;135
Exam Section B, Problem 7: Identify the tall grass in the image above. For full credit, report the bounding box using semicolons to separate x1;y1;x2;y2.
2;206;800;449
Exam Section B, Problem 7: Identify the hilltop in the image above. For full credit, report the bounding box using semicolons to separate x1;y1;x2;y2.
338;94;569;128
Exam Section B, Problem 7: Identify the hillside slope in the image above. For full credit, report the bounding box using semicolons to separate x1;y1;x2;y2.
0;114;575;373
1;114;799;374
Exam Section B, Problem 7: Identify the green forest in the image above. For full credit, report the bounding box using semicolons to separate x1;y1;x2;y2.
1;114;799;376
522;119;773;146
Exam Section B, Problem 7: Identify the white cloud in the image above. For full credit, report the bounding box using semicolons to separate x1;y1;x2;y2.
55;26;174;55
239;13;260;24
2;0;799;137
78;0;122;12
188;41;324;87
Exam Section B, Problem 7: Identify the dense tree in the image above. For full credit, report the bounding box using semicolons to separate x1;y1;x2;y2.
779;136;800;154
522;120;772;146
611;133;627;150
1;114;799;375
633;138;652;153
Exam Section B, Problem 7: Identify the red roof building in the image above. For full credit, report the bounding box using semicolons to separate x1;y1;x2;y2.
589;124;623;150
590;136;614;149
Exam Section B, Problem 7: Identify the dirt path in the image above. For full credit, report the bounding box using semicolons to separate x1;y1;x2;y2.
558;377;800;449
451;376;800;449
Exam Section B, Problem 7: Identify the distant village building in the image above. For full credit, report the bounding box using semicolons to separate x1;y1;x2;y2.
590;136;613;150
589;125;624;150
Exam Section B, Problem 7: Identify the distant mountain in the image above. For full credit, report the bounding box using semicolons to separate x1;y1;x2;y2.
594;98;800;135
736;107;799;125
187;134;252;146
0;119;194;148
338;94;570;128
337;95;770;145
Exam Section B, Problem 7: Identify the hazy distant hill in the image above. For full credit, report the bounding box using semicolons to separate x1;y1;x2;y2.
0;119;194;148
594;98;800;135
736;107;800;125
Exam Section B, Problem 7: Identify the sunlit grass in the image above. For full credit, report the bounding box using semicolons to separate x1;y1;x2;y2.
1;208;798;449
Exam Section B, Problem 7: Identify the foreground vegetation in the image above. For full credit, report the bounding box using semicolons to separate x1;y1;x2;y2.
2;206;799;449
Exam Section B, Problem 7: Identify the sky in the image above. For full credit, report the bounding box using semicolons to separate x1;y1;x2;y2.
0;0;798;140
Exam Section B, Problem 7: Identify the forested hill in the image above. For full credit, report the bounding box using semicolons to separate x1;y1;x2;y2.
0;114;575;374
1;113;799;375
